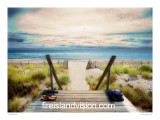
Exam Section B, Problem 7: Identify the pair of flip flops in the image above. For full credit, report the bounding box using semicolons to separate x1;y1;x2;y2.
41;93;57;101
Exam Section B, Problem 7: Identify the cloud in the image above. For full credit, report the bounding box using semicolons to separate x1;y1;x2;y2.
8;8;22;18
8;8;152;47
8;38;24;42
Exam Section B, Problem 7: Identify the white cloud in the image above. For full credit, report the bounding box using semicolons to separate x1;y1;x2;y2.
15;8;152;47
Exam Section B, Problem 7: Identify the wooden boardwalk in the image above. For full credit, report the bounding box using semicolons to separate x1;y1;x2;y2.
25;90;138;112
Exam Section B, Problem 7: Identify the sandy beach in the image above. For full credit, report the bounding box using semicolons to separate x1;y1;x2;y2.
8;58;152;68
8;58;152;92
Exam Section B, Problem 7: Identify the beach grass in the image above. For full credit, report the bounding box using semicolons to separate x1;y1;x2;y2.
128;68;137;76
86;72;116;90
31;70;46;80
22;64;36;70
122;85;152;110
122;65;130;74
30;88;41;99
8;96;20;112
139;64;152;72
87;64;152;111
86;75;99;90
86;75;152;111
141;71;152;79
102;64;151;77
58;73;70;85
45;78;51;87
104;82;152;111
8;63;69;112
111;66;123;75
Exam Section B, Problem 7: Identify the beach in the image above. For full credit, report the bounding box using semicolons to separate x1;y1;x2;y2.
8;59;152;68
8;58;152;112
8;58;152;92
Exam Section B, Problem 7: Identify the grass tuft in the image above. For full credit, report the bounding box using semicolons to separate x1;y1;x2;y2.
110;73;117;84
141;71;152;79
122;85;152;111
122;66;130;74
30;88;40;99
111;66;123;75
86;75;98;90
31;70;46;80
128;68;137;76
23;64;36;70
139;64;152;72
109;83;122;91
58;73;70;85
54;64;66;74
8;96;20;112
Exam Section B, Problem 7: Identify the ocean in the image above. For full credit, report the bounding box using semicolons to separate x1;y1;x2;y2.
8;30;152;60
8;46;152;60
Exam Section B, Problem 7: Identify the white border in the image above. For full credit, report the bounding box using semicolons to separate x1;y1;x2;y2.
1;0;160;120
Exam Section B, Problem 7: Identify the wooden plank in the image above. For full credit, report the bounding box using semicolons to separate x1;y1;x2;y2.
54;90;106;94
25;90;138;112
33;95;108;99
51;94;106;96
25;107;116;112
37;90;107;94
35;98;109;102
25;105;128;112
28;101;128;107
46;55;62;90
31;90;107;101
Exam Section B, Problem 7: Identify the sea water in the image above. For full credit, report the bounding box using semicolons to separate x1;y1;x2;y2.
8;46;152;60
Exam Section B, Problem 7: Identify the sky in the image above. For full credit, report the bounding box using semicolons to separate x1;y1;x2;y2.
8;8;152;48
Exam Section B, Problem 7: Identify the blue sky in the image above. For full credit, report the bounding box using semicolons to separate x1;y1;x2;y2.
8;8;152;48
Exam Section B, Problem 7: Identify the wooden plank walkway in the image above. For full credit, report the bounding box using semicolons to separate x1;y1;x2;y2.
25;90;138;112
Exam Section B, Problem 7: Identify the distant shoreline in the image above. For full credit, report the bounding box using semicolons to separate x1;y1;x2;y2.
8;59;152;69
8;58;152;62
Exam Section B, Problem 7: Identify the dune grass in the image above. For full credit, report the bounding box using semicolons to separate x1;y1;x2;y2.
30;88;41;99
141;71;152;79
139;64;152;72
138;64;152;79
8;68;46;99
8;96;20;112
87;64;152;111
31;70;46;80
86;72;117;90
86;75;99;90
102;64;152;77
22;64;36;70
122;85;152;111
111;66;123;75
86;74;152;111
8;63;69;112
122;65;130;74
128;68;137;76
58;73;70;85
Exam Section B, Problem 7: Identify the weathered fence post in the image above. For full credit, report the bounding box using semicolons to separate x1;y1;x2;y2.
95;56;116;90
46;55;62;90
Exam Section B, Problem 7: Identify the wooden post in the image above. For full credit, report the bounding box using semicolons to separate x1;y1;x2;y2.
106;68;110;91
50;66;54;90
46;55;63;90
86;60;91;69
95;56;116;90
67;60;68;69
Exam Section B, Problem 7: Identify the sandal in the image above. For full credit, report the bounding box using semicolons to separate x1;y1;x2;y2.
41;93;57;101
41;95;48;101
